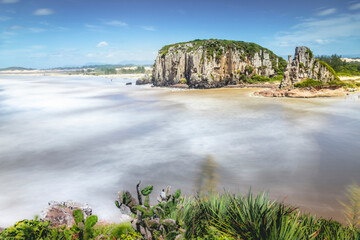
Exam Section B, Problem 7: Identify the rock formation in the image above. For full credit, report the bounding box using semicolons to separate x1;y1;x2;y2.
136;74;152;85
40;200;92;226
280;46;339;88
152;39;286;88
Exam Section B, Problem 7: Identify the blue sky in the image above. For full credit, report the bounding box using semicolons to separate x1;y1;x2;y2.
0;0;360;68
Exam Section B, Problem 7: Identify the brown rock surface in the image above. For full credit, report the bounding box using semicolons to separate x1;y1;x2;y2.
254;88;348;98
41;201;92;227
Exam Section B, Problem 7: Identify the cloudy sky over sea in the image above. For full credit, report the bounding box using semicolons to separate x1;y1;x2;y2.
0;0;360;68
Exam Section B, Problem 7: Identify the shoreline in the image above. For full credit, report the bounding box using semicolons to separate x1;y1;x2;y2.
0;71;146;79
1;73;358;99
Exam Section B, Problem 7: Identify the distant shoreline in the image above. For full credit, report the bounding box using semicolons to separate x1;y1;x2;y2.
0;70;146;79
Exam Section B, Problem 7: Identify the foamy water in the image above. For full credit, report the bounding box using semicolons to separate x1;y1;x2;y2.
0;75;359;226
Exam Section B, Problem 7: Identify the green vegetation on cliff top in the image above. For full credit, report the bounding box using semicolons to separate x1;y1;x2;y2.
159;39;287;74
317;54;360;76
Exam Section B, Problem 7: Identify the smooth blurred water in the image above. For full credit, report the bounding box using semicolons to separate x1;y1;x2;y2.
0;75;359;226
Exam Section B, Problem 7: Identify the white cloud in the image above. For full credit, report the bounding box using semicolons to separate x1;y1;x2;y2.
33;9;54;16
97;41;108;47
1;0;19;4
10;25;22;30
0;16;11;21
349;2;360;10
28;27;46;33
273;13;360;47
82;49;155;62
104;20;128;27
84;24;106;32
30;45;46;50
141;26;156;31
316;8;337;16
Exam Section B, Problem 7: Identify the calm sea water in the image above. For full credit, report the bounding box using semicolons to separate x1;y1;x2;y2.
0;75;359;226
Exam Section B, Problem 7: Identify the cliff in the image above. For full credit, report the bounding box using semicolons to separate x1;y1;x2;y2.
152;39;287;88
280;47;339;88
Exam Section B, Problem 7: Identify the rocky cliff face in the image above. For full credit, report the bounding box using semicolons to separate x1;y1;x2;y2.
152;39;286;88
280;47;339;88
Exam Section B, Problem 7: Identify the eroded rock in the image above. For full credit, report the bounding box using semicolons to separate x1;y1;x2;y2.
40;200;92;227
280;47;338;88
152;39;286;88
136;75;152;85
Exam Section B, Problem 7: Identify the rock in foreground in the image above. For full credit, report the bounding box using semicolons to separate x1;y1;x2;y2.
40;200;92;227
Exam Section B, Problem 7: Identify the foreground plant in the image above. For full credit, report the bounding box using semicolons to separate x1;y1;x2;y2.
183;191;360;240
70;209;98;239
115;181;184;240
341;182;360;229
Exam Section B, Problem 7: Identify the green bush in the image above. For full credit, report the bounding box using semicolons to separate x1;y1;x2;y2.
294;78;354;89
317;54;360;76
245;65;254;74
93;222;139;239
306;48;314;59
294;79;325;88
240;74;281;84
318;61;340;80
0;219;51;240
179;78;187;84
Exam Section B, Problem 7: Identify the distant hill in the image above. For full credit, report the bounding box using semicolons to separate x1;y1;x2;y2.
81;64;152;69
0;67;34;71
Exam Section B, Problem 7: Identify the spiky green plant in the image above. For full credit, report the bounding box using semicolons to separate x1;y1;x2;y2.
341;182;360;229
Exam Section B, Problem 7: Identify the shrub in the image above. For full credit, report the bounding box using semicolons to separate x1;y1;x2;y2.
0;218;51;240
294;79;324;88
319;61;340;80
306;48;314;59
245;65;254;74
294;78;353;89
179;78;187;84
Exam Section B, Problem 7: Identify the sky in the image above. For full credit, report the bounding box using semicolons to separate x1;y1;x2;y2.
0;0;360;68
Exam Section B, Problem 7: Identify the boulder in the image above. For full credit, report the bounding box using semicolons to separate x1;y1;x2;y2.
136;75;152;85
40;200;92;227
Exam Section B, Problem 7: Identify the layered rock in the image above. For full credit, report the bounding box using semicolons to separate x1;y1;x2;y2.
280;46;339;88
152;39;286;88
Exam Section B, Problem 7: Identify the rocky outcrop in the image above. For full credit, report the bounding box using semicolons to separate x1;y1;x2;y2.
152;39;286;88
280;46;339;88
136;75;152;85
254;88;347;98
40;201;92;227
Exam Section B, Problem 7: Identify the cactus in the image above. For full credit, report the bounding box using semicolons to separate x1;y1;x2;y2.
73;209;84;225
116;181;184;240
141;185;153;196
85;215;98;229
116;191;138;214
71;209;98;240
